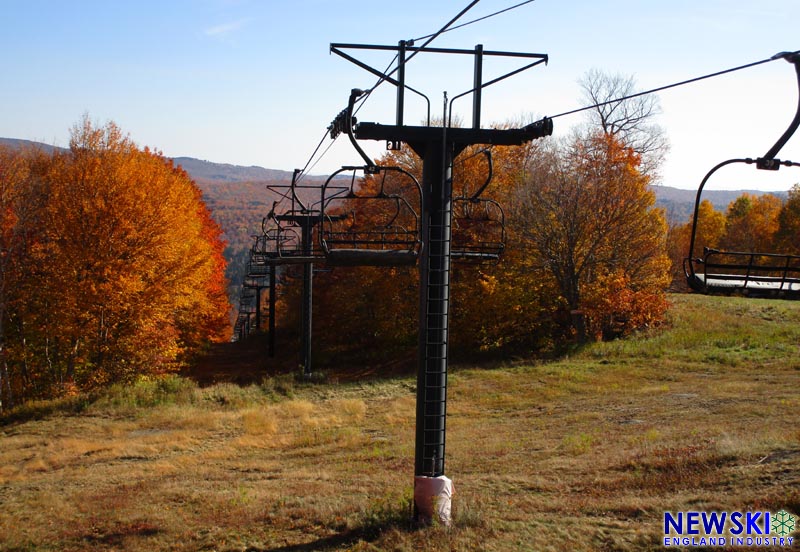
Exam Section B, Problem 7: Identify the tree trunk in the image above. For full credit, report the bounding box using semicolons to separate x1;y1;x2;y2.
0;344;8;412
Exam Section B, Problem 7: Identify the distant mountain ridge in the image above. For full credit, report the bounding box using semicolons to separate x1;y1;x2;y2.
0;138;323;182
0;136;788;224
0;137;66;155
172;157;298;184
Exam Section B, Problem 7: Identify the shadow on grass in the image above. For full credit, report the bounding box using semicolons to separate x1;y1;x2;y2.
254;498;421;552
255;529;385;552
81;524;162;547
0;393;95;427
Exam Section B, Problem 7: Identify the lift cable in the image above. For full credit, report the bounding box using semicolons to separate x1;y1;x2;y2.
356;0;541;119
354;0;540;119
295;128;335;184
412;0;537;42
298;0;483;181
390;0;482;79
302;136;340;177
353;0;483;118
549;50;800;121
351;53;401;118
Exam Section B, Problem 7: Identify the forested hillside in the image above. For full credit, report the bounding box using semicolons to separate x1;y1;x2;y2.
188;175;329;302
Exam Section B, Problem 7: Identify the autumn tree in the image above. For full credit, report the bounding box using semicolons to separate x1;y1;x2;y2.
720;193;783;253
511;133;670;339
0;146;40;407
0;147;20;407
446;139;565;355
0;118;230;405
297;112;672;368
686;199;727;258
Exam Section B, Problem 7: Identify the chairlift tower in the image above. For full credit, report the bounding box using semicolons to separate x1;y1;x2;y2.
260;172;347;375
328;41;553;522
248;234;282;354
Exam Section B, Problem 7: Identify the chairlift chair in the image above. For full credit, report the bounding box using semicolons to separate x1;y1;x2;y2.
320;165;423;267
232;311;252;341
451;149;506;263
244;235;271;277
451;197;506;263
242;275;264;289
683;158;800;298
240;285;257;301
259;172;344;266
259;211;324;265
683;51;800;298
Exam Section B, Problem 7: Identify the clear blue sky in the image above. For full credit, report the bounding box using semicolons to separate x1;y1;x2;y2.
1;0;798;190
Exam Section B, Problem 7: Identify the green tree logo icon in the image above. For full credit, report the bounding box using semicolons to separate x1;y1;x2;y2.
772;510;796;537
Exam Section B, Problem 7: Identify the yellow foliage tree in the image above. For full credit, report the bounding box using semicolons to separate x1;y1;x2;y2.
511;132;670;340
721;193;783;253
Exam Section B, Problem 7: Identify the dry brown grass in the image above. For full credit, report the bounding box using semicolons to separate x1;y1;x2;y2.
1;294;799;550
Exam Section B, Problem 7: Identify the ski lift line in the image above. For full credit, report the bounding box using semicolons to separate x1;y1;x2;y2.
295;127;334;186
350;0;540;115
411;0;537;42
332;44;549;142
265;178;342;214
297;48;411;183
549;50;800;121
280;0;535;206
346;51;432;127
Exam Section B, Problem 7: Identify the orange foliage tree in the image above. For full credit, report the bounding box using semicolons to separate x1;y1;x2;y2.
447;140;566;355
0;118;229;407
511;132;670;340
0;145;47;408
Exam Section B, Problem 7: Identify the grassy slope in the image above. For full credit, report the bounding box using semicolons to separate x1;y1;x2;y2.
1;294;799;551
